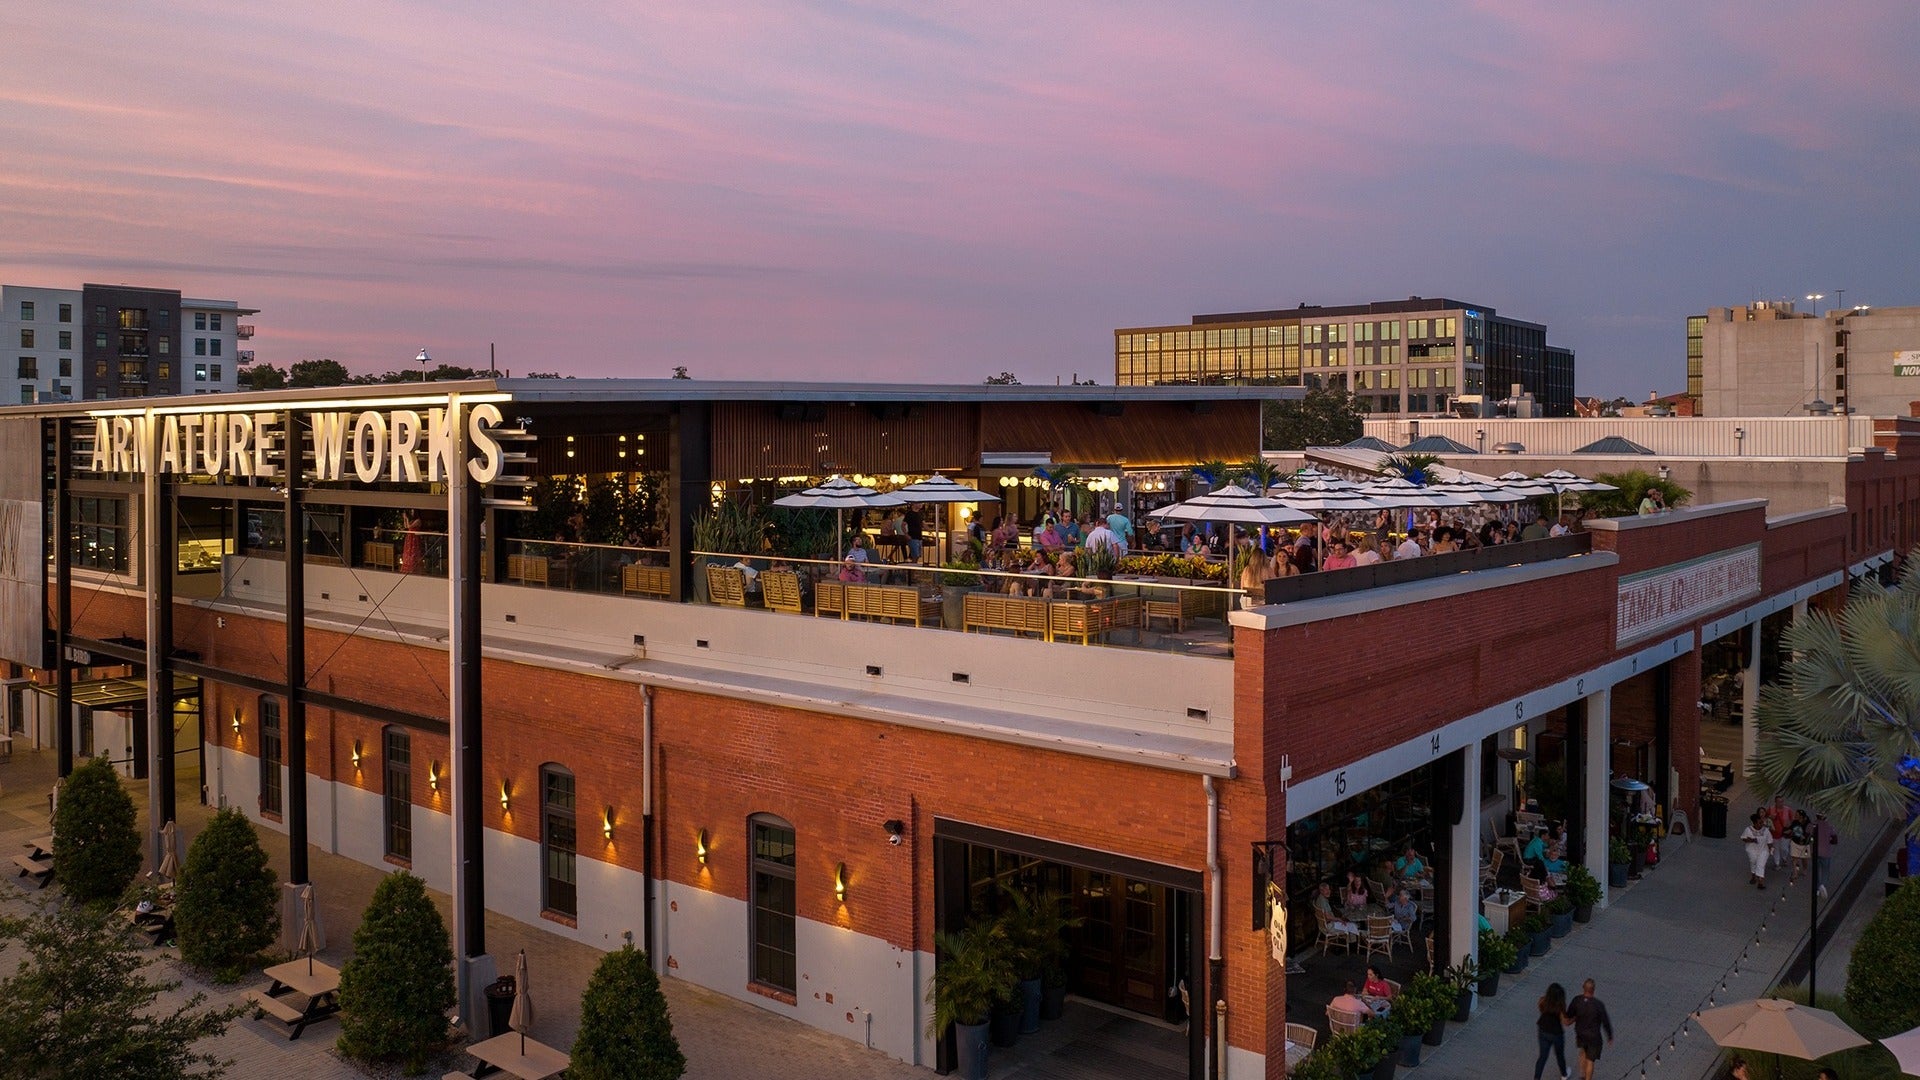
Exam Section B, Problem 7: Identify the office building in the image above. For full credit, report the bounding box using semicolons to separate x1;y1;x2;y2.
3;282;255;402
1695;300;1920;418
1115;296;1577;417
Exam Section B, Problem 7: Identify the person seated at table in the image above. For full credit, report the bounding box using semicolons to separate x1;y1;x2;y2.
1394;845;1427;880
1323;539;1358;570
847;534;873;565
1389;887;1418;933
837;556;866;583
1343;876;1370;916
730;558;761;597
1055;550;1078;580
1362;966;1395;1010
1330;981;1376;1021
988;516;1018;554
1313;882;1360;935
1523;832;1567;876
1431;527;1461;555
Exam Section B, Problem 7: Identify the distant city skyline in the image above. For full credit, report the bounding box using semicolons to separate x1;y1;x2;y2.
3;2;1916;397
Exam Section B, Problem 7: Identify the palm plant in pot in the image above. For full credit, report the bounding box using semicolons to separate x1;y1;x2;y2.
1566;865;1602;923
1477;928;1516;996
928;921;1017;1080
1442;955;1479;1023
1545;896;1575;938
997;886;1080;1032
1608;837;1631;888
1503;927;1531;973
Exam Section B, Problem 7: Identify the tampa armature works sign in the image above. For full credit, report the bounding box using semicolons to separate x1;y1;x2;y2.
1616;543;1761;647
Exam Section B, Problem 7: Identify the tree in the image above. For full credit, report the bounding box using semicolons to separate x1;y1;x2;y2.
174;808;279;981
983;371;1021;385
336;872;456;1074
0;901;243;1080
286;358;353;388
671;366;691;379
1263;384;1365;450
1847;877;1920;1038
238;362;286;391
52;757;141;906
570;943;686;1080
1379;453;1445;487
1753;550;1920;843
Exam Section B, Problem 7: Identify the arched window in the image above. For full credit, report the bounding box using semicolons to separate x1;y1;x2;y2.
382;726;411;861
258;696;282;816
749;813;797;994
541;765;577;918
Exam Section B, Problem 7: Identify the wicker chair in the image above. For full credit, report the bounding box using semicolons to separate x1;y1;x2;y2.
1285;1023;1317;1070
1362;915;1395;961
1315;909;1357;956
1326;1006;1367;1036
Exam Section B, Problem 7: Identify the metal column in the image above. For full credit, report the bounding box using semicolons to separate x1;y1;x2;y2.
143;411;176;860
53;417;73;778
448;394;492;1032
285;411;309;886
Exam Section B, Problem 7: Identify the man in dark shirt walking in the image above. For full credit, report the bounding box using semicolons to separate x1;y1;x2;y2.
1568;979;1613;1080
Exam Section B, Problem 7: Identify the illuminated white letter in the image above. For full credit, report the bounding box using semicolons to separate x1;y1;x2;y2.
424;407;456;483
351;410;388;484
388;410;422;482
158;416;182;473
227;414;254;478
89;418;111;473
310;411;352;481
200;412;226;476
177;415;201;476
466;403;504;483
252;413;280;478
110;417;134;473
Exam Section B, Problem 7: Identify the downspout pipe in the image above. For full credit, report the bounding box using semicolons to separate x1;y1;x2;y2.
642;685;656;969
1205;775;1225;1079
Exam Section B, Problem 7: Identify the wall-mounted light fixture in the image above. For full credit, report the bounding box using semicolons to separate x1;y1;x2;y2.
883;819;905;846
835;862;849;903
351;739;363;771
428;761;441;791
603;806;616;842
231;708;242;734
1658;465;1671;482
500;779;512;812
695;828;709;866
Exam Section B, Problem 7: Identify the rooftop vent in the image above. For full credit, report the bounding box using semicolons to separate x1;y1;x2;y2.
1493;442;1525;454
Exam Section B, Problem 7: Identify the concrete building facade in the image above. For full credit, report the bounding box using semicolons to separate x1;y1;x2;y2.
1696;300;1920;418
3;285;82;404
2;282;254;402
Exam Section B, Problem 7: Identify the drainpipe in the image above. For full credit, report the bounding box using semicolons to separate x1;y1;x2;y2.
642;685;656;970
1205;775;1225;1079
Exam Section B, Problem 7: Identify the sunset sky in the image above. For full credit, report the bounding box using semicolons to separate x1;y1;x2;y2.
3;2;1916;396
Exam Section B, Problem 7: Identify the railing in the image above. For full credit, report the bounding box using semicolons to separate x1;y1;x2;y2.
237;324;255;340
1262;533;1592;605
498;538;672;596
237;350;255;363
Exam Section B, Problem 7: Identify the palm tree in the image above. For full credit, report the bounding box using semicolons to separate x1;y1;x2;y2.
1379;453;1444;486
1189;460;1232;487
1238;459;1284;493
1751;551;1920;841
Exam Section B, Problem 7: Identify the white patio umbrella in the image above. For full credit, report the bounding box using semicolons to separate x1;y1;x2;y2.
1536;468;1617;518
1696;997;1867;1078
771;476;905;560
1274;488;1389;569
1880;1022;1920;1076
1150;484;1317;582
509;949;534;1053
1429;475;1529;505
893;475;1000;562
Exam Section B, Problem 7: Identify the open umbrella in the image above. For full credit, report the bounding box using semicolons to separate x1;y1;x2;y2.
1272;487;1388;570
296;882;320;975
509;949;534;1053
1880;1022;1920;1076
1430;475;1529;505
156;820;179;881
1150;485;1317;585
1696;997;1868;1077
771;476;905;560
892;475;1000;563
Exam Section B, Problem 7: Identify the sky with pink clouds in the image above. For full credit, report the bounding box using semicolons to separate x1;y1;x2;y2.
3;2;1917;396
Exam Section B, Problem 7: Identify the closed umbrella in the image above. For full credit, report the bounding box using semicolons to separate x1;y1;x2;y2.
296;882;320;975
1696;997;1867;1077
771;476;905;560
892;475;1000;562
1880;1022;1920;1076
156;820;179;881
509;949;534;1053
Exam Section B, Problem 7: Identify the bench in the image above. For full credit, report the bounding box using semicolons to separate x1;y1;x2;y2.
363;541;396;571
1047;596;1143;645
127;906;174;946
962;593;1051;638
1142;587;1222;633
12;853;52;887
814;580;846;618
762;570;805;614
705;565;753;607
621;563;671;598
245;988;326;1038
506;554;550;587
844;583;940;627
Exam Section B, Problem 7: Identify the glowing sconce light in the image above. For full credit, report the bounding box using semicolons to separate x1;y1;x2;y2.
351;739;363;771
230;709;242;734
695;828;709;866
603;806;616;842
428;761;442;792
888;473;907;485
500;779;512;812
835;862;849;903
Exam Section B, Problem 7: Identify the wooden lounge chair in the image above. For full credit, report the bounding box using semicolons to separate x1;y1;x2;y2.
363;541;396;571
705;565;750;607
761;570;805;614
621;563;671;598
814;580;847;618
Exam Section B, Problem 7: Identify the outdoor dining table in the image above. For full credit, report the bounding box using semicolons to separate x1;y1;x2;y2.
462;1031;572;1080
249;958;341;1039
27;835;53;859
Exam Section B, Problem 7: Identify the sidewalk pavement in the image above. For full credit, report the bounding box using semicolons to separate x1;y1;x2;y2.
1407;789;1886;1080
2;745;927;1080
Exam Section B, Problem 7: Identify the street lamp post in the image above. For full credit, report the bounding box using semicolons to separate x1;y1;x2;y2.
1804;294;1827;413
416;348;431;382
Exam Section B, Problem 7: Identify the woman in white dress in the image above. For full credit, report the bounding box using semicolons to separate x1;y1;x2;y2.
1740;811;1773;889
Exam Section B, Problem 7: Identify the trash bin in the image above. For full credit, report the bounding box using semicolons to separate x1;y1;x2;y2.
484;975;517;1037
1700;793;1729;839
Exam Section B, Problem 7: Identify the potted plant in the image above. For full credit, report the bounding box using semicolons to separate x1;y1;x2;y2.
1076;544;1119;580
1504;927;1531;973
1408;972;1453;1047
1442;955;1479;1022
1326;1023;1393;1080
1477;928;1515;996
939;562;983;630
1523;911;1552;957
1608;837;1631;888
1360;1019;1399;1080
928;922;1017;1080
1566;865;1602;923
997;886;1080;1032
1393;979;1441;1065
1546;896;1575;938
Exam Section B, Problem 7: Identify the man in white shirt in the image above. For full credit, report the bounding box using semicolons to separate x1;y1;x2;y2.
1352;533;1383;566
1084;519;1122;554
1549;514;1573;538
1394;528;1426;560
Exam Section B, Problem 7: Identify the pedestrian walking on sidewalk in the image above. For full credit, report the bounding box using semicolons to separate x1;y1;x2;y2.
1768;796;1793;869
1787;810;1811;884
1741;811;1772;888
1812;813;1839;899
1567;979;1613;1080
1534;982;1572;1080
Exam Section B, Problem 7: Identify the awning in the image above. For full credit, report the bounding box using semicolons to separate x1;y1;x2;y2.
28;673;200;710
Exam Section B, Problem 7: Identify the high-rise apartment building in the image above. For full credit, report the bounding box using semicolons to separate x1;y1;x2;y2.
1694;300;1920;417
3;282;254;403
1114;296;1575;417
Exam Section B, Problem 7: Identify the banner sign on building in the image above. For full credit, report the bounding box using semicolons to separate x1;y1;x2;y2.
1895;350;1920;377
1616;543;1761;647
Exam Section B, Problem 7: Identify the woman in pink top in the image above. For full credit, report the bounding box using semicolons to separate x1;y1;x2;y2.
1322;540;1358;570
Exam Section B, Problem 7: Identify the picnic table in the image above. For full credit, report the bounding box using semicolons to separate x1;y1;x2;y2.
27;835;53;859
127;901;175;946
457;1031;571;1079
12;838;53;887
246;958;341;1039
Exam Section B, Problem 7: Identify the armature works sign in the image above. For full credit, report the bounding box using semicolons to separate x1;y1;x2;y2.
1616;543;1761;647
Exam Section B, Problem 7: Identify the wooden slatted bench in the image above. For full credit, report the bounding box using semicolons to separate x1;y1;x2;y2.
621;563;671;598
1143;587;1222;633
363;541;396;571
762;570;805;614
844;583;940;627
705;565;750;606
506;554;550;586
1047;595;1145;645
814;580;846;618
962;593;1051;638
12;853;52;887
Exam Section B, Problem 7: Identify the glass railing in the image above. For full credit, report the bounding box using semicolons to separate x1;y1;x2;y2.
499;538;672;597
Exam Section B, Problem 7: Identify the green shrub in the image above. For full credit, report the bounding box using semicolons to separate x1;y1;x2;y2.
927;920;1016;1038
1479;927;1517;973
336;872;456;1074
570;943;685;1080
174;807;279;980
52;756;143;906
1565;865;1602;908
1847;877;1920;1038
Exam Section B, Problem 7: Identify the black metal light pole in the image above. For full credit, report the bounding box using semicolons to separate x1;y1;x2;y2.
1808;823;1822;1000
